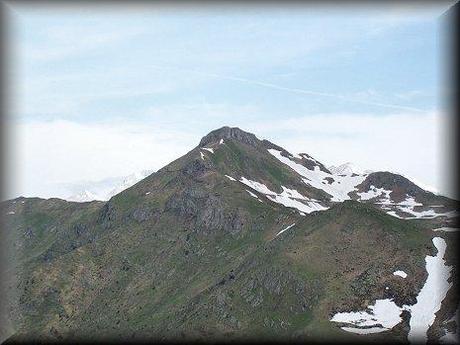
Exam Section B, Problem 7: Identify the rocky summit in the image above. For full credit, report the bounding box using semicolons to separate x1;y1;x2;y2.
1;126;459;343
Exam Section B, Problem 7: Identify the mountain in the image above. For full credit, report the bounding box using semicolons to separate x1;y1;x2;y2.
55;170;155;202
1;126;458;343
328;162;371;175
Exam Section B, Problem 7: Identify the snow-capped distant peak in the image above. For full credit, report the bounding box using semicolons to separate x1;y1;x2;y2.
328;162;372;176
67;190;101;202
65;169;154;202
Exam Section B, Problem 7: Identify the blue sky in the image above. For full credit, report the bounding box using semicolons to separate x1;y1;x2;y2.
5;1;457;199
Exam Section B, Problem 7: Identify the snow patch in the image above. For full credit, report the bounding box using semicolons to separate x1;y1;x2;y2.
393;208;457;220
276;223;295;237
433;227;460;233
200;152;205;160
268;149;366;202
357;186;392;202
6;211;15;215
393;270;408;278
202;147;214;153
299;153;322;166
239;177;327;214
65;169;154;202
386;211;403;219
329;162;371;175
375;195;457;220
219;139;224;145
225;175;236;182
332;237;453;343
330;298;404;334
340;326;390;334
246;189;263;203
67;190;100;202
406;237;453;344
398;196;423;207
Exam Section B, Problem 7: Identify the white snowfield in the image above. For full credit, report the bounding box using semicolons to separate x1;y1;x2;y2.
200;151;205;160
331;236;453;344
328;162;372;175
245;189;263;203
66;170;154;202
299;153;322;166
6;211;15;215
268;149;366;202
392;196;455;219
330;298;404;334
393;270;408;278
69;190;99;203
202;147;214;153
398;197;423;207
340;326;390;335
276;223;296;237
387;207;457;220
239;176;327;214
406;237;453;344
357;186;392;201
364;193;455;220
225;175;237;182
433;227;460;233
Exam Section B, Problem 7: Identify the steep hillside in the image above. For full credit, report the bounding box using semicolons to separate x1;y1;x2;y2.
1;127;458;343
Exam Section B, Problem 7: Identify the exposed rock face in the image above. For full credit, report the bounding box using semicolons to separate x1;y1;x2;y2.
165;187;205;220
23;227;35;239
73;223;88;238
181;159;212;179
165;187;246;235
130;207;156;223
97;202;117;228
297;153;332;174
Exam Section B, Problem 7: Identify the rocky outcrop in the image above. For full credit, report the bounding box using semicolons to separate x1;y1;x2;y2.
165;187;246;235
199;126;260;148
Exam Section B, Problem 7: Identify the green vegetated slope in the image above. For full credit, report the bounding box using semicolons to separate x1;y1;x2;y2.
1;127;457;343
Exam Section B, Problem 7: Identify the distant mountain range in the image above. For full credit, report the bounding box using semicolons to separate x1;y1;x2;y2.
327;162;373;176
1;126;458;343
62;170;155;202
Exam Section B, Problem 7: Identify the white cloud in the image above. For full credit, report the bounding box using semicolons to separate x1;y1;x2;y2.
394;90;427;101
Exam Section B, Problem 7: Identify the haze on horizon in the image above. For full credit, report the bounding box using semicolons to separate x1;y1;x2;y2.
3;1;458;200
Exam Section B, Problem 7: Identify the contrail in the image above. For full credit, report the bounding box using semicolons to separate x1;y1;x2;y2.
149;65;426;113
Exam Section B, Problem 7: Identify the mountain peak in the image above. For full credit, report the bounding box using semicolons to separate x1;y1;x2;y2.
329;162;371;175
199;126;260;147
